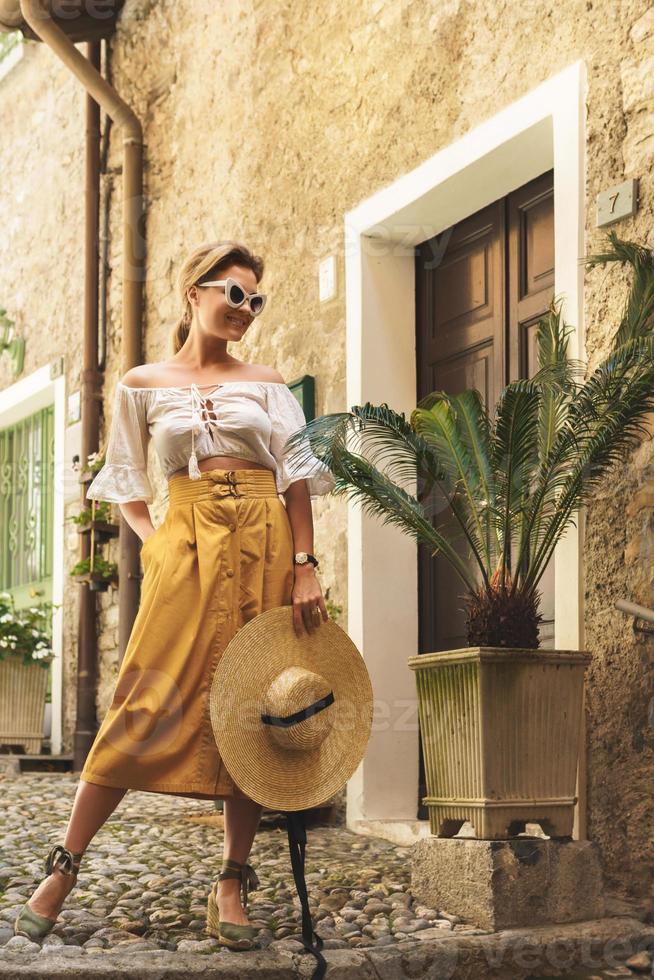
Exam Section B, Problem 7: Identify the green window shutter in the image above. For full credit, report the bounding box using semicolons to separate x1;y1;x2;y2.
0;404;55;609
288;375;316;421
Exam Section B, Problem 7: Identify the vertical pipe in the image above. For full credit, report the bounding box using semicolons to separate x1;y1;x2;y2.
75;39;101;769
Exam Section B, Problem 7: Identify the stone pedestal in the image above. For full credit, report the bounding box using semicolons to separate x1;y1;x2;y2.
410;837;605;931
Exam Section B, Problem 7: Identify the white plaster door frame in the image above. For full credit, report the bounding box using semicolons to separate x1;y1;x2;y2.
0;365;67;756
345;61;587;841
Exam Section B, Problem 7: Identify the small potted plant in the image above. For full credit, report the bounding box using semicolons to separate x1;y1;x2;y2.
76;449;105;483
71;452;119;589
68;499;119;545
286;230;654;839
71;554;118;592
0;591;58;754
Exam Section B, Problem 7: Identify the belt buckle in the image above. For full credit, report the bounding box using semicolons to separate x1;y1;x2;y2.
226;470;241;496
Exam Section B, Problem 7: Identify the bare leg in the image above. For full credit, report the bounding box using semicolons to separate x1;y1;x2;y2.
25;779;127;920
218;794;264;925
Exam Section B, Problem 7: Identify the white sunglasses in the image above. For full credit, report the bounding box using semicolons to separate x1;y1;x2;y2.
197;277;267;316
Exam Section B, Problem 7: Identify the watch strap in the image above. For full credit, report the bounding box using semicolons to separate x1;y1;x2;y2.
294;552;319;567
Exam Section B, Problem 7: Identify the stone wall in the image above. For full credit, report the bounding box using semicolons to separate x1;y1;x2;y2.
580;6;654;916
0;0;652;908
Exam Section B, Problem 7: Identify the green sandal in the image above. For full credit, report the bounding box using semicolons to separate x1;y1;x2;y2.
206;857;261;949
14;844;84;942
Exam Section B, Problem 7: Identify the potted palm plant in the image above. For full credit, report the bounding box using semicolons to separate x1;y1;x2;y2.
285;231;654;839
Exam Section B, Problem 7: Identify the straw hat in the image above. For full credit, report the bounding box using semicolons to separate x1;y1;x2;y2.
209;604;373;810
209;605;373;979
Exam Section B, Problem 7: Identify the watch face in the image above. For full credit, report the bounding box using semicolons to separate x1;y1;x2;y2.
296;552;307;561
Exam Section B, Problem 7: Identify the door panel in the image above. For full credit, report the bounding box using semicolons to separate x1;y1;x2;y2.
507;173;556;645
508;175;556;382
416;200;506;657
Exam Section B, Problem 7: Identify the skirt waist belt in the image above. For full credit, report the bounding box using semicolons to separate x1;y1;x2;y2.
167;467;279;505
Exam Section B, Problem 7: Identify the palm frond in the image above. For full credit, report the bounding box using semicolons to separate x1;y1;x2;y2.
411;392;497;577
490;379;542;585
531;298;579;462
524;336;654;590
584;229;654;347
337;450;483;589
282;405;438;494
450;388;500;562
282;404;484;589
511;300;580;581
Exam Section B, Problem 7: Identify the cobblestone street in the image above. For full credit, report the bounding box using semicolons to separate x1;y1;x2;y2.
0;772;482;966
1;773;653;978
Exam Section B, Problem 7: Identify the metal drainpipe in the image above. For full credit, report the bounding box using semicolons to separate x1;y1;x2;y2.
17;0;146;769
74;38;102;773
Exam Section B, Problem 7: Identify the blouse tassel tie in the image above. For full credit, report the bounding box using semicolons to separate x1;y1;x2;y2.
188;382;205;480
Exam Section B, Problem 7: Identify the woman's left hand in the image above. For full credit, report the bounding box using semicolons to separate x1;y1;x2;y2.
292;568;329;637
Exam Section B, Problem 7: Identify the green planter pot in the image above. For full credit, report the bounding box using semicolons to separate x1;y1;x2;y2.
407;647;591;840
0;655;50;754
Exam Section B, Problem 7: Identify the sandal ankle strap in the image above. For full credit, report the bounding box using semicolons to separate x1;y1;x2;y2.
221;858;244;871
44;844;84;878
218;858;260;908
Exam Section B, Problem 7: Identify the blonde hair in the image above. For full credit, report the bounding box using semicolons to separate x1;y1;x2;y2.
172;240;265;353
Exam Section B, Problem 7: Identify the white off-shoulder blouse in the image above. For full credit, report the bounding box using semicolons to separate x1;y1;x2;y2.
85;380;335;504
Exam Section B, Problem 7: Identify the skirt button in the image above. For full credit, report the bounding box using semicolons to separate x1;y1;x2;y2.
228;523;236;532
225;568;234;577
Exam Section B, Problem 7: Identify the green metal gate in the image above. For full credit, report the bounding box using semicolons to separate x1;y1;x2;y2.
0;404;55;608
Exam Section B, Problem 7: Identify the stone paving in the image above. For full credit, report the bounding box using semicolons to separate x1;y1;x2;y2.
1;772;653;978
0;773;485;948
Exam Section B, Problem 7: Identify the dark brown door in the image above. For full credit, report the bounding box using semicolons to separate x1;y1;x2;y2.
415;169;554;818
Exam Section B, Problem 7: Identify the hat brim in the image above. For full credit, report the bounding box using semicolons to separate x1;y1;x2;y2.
209;605;373;810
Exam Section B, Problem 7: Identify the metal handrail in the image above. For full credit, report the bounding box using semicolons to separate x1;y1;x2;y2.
616;598;654;634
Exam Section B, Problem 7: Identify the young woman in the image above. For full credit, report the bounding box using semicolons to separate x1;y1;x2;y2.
15;240;335;950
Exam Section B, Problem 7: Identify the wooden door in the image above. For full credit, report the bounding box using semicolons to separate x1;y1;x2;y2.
415;170;554;817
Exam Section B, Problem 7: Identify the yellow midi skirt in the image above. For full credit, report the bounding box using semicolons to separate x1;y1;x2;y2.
80;467;295;801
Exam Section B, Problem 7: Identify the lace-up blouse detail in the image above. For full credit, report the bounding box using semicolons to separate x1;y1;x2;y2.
85;380;335;504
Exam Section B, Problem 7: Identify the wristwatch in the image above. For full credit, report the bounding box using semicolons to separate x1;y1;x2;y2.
293;551;319;569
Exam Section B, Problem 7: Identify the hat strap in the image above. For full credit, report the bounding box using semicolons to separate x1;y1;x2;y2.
261;690;334;727
285;810;327;980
